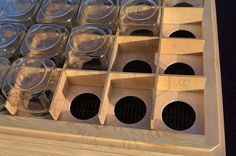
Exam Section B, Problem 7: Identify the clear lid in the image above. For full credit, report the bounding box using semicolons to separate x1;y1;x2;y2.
0;24;18;49
123;0;159;21
0;57;11;86
23;24;67;57
3;0;36;17
69;26;111;55
82;0;118;20
5;58;55;94
41;0;76;18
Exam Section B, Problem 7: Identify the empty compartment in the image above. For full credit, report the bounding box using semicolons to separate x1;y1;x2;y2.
164;0;204;7
101;73;155;129
50;70;107;125
152;90;204;134
77;0;120;33
37;0;80;29
119;0;161;36
111;36;158;73
159;54;203;75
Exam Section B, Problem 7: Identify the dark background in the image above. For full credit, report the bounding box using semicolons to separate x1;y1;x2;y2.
215;0;236;155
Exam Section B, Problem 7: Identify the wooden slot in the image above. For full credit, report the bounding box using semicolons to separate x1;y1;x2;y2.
161;24;202;38
111;36;159;73
152;90;204;134
164;0;205;7
157;75;207;91
50;69;107;124
99;73;155;129
163;8;204;24
160;38;205;54
159;53;203;75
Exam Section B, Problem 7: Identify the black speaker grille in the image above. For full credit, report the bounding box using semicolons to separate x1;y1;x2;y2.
162;101;196;131
115;96;147;124
70;93;100;120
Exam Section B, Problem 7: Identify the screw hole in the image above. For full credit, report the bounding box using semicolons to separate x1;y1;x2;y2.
174;2;194;7
115;96;147;124
130;30;154;36
70;93;100;120
123;60;152;73
169;30;196;38
164;63;195;75
162;101;196;131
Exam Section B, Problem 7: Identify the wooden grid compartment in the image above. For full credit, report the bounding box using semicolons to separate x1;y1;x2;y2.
111;36;158;73
0;0;225;156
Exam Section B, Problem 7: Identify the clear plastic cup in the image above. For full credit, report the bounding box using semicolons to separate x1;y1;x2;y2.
0;0;43;27
2;58;57;115
119;0;161;36
21;24;69;68
0;58;11;111
0;22;27;61
77;0;119;33
66;26;113;70
37;0;80;29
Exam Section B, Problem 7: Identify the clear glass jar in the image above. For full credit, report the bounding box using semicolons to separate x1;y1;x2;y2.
21;24;69;68
119;0;161;36
0;58;11;111
0;22;27;61
37;0;80;29
77;0;119;33
0;0;43;27
2;58;57;115
66;26;113;70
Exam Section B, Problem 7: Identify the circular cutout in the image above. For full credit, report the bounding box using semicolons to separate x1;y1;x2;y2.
162;101;196;131
130;29;154;36
123;60;152;73
82;59;102;70
164;63;195;75
169;30;196;38
174;2;193;7
70;93;100;120
115;96;147;124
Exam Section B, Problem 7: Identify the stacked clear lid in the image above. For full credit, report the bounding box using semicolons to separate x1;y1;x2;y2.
0;0;42;26
66;26;113;70
0;58;11;111
21;24;69;68
119;0;161;36
0;22;27;61
37;0;80;29
2;58;57;115
77;0;119;33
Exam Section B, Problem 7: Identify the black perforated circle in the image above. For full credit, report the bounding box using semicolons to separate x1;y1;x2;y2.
123;60;152;73
174;2;194;7
130;29;154;36
169;30;196;38
164;63;195;75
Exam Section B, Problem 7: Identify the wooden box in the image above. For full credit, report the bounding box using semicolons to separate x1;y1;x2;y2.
0;0;225;155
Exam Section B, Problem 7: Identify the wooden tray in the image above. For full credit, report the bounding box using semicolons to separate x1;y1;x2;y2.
0;0;225;155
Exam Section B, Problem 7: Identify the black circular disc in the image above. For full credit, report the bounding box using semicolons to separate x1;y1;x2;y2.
169;30;196;38
70;93;100;120
115;96;147;124
164;63;195;75
130;29;154;36
162;101;196;131
123;60;152;73
174;2;194;7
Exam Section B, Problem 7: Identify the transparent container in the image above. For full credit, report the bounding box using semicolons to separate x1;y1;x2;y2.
0;22;27;61
2;58;57;115
21;24;69;68
119;0;161;36
0;58;11;111
0;0;43;27
77;0;119;33
37;0;80;29
66;26;113;70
